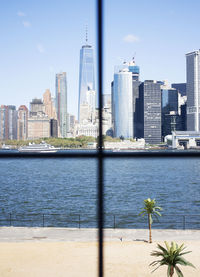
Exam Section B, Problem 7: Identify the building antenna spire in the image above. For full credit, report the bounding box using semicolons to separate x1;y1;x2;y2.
86;25;88;44
133;52;136;61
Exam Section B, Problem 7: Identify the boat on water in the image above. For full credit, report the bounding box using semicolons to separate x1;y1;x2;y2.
18;142;60;153
1;144;13;150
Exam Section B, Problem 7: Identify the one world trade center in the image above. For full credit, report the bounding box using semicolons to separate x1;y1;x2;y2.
78;32;95;123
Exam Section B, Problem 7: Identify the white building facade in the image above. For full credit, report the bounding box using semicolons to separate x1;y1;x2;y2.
113;68;133;138
75;123;98;138
186;50;200;131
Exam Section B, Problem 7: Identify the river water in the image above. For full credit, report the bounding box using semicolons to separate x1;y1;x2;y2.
0;151;199;229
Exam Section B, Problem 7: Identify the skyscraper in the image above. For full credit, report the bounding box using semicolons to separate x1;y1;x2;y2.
0;105;8;140
0;105;18;140
186;50;200;131
78;35;95;122
113;68;133;138
17;105;28;140
127;58;141;137
161;88;181;137
132;80;141;138
112;58;140;138
28;98;50;140
55;72;68;137
139;81;162;144
29;98;45;116
43;89;57;120
161;89;179;114
171;83;186;96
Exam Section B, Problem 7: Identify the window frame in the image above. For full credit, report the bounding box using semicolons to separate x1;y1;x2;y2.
0;1;200;276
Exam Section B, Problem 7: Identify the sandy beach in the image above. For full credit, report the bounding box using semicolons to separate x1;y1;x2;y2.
0;227;199;276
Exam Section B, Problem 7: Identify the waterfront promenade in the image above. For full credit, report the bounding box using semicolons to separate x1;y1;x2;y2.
0;227;199;276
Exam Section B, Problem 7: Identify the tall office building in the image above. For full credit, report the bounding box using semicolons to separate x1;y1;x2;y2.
17;105;28;140
139;81;162;144
112;59;140;138
0;105;17;140
30;98;45;116
162;88;179;114
128;58;141;137
171;83;186;97
161;88;181;137
55;72;68;137
28;98;50;140
181;103;187;131
43;89;57;120
0;105;8;140
43;89;58;137
78;35;95;122
50;119;58;137
132;81;141;138
113;68;133;138
8;106;18;140
186;50;200;131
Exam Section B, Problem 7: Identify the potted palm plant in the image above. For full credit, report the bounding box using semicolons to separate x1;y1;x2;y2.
139;198;162;243
150;241;195;276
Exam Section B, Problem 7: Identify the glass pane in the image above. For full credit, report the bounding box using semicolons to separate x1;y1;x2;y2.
0;0;98;276
105;158;200;229
103;0;200;151
0;158;97;227
0;156;98;276
104;157;200;276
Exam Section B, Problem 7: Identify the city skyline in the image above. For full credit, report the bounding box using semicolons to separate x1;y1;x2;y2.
1;0;200;118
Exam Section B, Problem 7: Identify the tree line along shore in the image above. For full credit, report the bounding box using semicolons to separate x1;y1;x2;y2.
0;136;124;149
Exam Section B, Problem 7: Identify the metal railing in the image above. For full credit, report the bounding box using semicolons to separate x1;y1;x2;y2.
0;213;199;230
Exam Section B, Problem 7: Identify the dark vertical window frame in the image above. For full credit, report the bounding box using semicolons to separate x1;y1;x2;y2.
97;0;104;276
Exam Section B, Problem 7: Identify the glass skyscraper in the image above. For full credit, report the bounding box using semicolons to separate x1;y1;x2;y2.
186;50;200;131
139;81;162;144
78;42;95;122
113;68;133;138
55;72;68;137
171;83;186;96
162;89;179;113
161;88;181;137
112;59;140;139
0;105;17;140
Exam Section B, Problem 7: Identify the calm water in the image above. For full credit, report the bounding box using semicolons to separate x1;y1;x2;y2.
0;151;200;229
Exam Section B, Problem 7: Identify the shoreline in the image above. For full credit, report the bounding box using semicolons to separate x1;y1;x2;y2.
1;147;200;151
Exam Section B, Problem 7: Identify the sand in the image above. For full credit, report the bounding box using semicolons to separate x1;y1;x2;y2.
0;228;199;277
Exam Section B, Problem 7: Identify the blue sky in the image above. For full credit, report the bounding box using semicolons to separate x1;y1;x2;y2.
1;0;200;117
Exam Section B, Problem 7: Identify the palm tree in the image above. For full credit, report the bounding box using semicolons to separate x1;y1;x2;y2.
139;198;162;243
150;241;195;277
